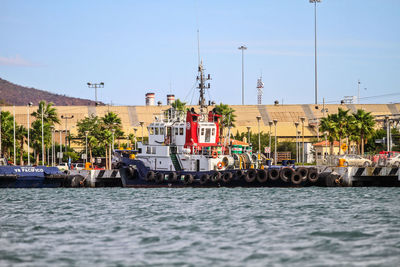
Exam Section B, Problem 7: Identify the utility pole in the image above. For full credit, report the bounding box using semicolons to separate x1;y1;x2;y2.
61;115;74;155
238;45;247;105
87;82;104;102
310;0;321;104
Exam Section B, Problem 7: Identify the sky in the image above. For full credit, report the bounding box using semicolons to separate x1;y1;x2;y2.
1;0;399;106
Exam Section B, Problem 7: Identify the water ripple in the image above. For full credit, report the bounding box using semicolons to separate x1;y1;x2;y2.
0;188;399;266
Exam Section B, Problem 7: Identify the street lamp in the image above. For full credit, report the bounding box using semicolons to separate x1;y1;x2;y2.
50;126;55;166
273;119;278;165
238;45;247;105
87;82;104;102
133;128;138;150
294;122;299;163
61;115;74;154
310;0;321;105
139;121;144;143
27;102;33;165
268;121;273;159
59;130;63;164
111;128;116;152
256;116;261;161
85;131;89;164
39;104;45;165
13;106;16;165
300;117;306;164
246;126;251;145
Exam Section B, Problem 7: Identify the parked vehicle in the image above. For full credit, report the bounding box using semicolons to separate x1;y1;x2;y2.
71;163;84;170
387;154;400;167
56;163;69;171
338;154;372;167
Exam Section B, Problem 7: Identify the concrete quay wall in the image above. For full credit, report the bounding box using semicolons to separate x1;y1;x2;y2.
4;103;399;141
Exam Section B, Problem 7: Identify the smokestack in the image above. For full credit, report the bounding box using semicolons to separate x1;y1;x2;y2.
145;93;155;106
167;94;175;105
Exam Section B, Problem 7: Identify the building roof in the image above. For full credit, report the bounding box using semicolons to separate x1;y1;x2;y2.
313;140;340;147
220;138;249;146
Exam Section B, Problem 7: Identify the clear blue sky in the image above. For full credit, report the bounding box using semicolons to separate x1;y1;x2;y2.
1;0;399;106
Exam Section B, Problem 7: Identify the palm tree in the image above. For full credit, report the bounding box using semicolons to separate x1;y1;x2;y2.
76;115;101;164
101;112;123;169
0;111;14;158
353;109;375;155
31;100;60;125
171;99;187;112
215;103;236;136
319;115;338;155
334;108;351;155
15;125;27;165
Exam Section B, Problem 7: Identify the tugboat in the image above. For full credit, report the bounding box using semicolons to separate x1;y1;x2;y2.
0;157;84;188
118;61;320;187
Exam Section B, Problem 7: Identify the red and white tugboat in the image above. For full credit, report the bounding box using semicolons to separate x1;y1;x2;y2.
118;62;319;187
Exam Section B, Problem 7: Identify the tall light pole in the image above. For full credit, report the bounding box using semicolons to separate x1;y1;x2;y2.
133;128;138;150
300;117;306;164
238;45;247;105
87;82;104;102
111;128;116;152
273;119;278;165
139;121;144;143
246;126;251;145
50;126;55;166
13;106;16;165
59;130;63;164
61;115;74;154
269;121;273;159
85;131;89;164
41;105;45;165
310;0;321;105
0;106;2;157
27;102;33;165
294;122;299;163
256;116;261;160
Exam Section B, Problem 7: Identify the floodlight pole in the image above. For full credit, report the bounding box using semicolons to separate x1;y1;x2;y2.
87;82;104;102
310;0;321;105
238;45;247;105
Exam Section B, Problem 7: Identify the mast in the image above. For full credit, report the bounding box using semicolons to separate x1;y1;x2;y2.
196;60;211;115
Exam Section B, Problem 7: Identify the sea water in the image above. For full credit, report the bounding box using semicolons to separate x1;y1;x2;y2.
1;188;399;266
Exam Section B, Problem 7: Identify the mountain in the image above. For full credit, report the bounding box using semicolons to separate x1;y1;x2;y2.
0;78;102;106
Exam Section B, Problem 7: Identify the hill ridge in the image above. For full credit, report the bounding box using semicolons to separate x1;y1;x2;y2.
0;78;102;106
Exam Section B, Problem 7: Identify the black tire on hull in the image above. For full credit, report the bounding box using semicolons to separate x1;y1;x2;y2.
256;169;268;183
245;169;257;183
296;167;308;181
280;167;294;182
146;171;155;181
184;174;194;185
155;172;164;183
291;172;302;185
235;170;245;180
308;168;319;183
199;174;209;185
268;168;280;180
70;175;85;188
127;166;136;177
222;172;233;183
211;171;221;182
166;172;177;182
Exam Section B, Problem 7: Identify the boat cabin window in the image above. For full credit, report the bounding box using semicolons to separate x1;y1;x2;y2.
179;128;184;135
201;128;205;136
155;127;159;135
149;127;154;135
205;128;211;142
160;127;164;135
175;128;179;135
